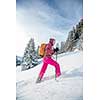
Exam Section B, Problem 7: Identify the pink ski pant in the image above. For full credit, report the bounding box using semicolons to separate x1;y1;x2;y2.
39;57;61;79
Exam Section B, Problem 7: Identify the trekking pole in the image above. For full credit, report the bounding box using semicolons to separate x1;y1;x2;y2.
56;51;57;61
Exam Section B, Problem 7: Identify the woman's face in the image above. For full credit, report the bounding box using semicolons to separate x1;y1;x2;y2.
53;40;55;45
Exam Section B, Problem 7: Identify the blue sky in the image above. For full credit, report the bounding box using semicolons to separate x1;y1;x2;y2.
16;0;83;56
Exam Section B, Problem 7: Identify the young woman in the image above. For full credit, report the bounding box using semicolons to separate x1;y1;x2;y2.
36;38;61;83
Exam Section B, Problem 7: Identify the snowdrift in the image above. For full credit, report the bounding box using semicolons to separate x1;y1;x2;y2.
16;51;83;100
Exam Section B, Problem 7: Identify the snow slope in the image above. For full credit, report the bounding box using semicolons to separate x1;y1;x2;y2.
16;51;83;100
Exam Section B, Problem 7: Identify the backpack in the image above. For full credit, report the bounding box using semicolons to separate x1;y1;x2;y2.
38;43;47;57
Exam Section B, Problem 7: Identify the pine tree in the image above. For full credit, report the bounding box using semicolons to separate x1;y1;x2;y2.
36;46;41;59
64;19;83;52
21;38;38;71
60;41;65;53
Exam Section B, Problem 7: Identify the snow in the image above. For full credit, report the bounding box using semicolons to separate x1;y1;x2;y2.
16;51;83;100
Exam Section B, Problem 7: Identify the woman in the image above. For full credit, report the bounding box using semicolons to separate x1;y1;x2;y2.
36;38;61;83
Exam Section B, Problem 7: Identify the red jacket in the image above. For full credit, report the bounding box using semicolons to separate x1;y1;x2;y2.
45;38;55;57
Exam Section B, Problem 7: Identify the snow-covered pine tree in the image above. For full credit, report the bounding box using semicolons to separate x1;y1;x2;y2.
36;45;41;59
65;30;75;51
64;19;83;52
60;41;65;53
21;38;38;71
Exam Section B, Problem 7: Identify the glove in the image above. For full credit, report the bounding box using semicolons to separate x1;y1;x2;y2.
56;47;59;52
54;47;59;52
